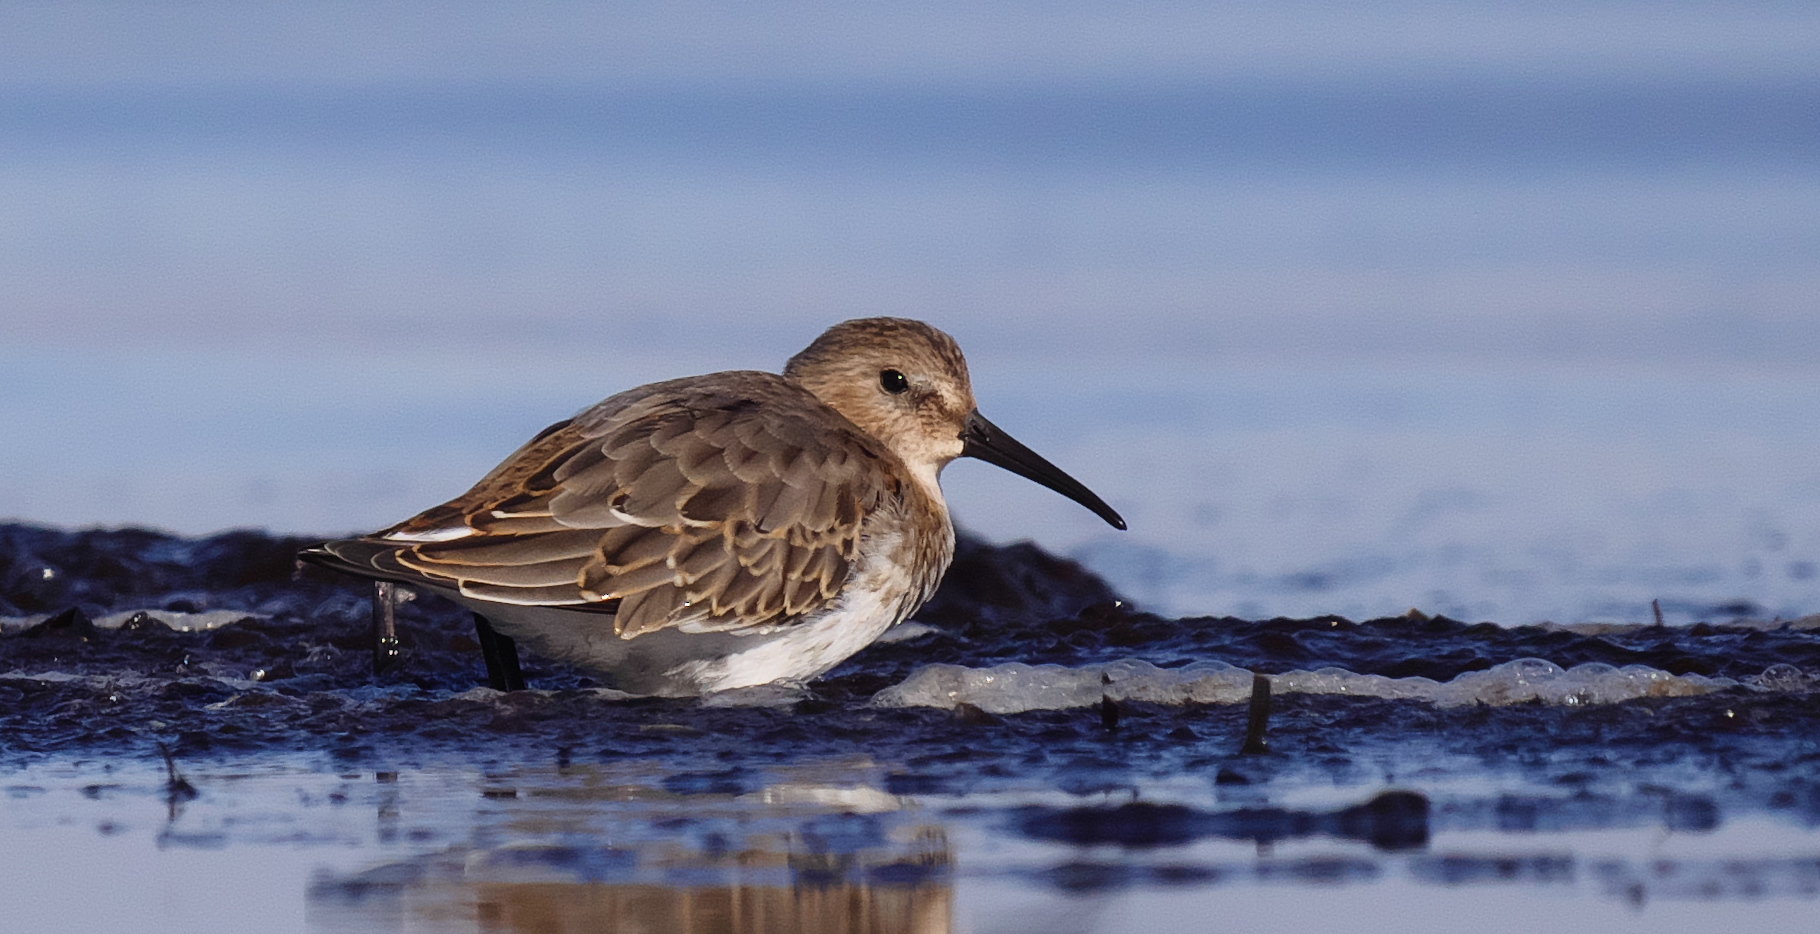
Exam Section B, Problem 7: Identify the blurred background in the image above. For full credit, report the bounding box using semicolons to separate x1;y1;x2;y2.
2;1;1817;625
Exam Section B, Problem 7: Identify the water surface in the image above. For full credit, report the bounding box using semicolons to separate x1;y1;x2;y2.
4;525;1820;933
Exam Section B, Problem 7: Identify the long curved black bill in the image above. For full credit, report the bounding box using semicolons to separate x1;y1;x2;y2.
961;411;1127;530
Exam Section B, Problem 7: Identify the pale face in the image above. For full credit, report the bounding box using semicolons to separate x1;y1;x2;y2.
784;318;977;473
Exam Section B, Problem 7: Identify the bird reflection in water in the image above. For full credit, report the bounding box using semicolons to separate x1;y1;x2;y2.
308;767;952;934
311;835;952;934
464;870;949;934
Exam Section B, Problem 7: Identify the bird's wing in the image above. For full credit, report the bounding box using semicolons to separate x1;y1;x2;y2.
303;372;902;638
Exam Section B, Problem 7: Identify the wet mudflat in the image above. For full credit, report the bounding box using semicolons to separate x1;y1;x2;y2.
4;523;1820;933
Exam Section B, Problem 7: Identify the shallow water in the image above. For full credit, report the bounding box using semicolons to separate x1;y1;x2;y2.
4;524;1820;932
10;757;1820;934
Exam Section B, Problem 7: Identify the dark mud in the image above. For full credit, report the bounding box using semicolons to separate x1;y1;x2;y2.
4;523;1818;753
6;521;1820;906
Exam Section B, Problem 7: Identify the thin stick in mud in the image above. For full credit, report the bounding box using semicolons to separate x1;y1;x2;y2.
1241;673;1272;755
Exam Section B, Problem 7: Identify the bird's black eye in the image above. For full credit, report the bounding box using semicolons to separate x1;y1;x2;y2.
879;369;909;394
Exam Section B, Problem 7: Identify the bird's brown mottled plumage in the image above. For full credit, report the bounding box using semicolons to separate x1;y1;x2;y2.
374;373;908;637
300;318;1123;695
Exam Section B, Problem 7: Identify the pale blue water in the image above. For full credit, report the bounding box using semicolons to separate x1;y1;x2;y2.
8;347;1820;628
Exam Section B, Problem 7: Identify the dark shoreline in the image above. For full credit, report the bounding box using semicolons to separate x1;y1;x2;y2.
0;524;1816;815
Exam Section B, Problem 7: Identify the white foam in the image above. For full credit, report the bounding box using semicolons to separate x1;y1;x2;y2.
96;609;261;632
872;657;1756;714
0;608;261;634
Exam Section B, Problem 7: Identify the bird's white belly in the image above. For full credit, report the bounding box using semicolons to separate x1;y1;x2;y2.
463;554;921;696
673;582;906;692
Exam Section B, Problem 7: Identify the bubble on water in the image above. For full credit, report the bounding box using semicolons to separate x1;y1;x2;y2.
1753;663;1815;692
873;657;1746;714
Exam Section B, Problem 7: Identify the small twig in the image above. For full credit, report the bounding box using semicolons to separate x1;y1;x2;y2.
1241;673;1272;755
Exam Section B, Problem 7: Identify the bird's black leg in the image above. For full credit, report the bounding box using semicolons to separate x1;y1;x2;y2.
474;614;526;691
371;582;402;675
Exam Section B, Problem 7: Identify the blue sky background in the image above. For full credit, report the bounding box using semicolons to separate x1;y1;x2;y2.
3;1;1818;623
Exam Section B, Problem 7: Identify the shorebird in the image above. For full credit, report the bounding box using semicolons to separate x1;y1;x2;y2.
300;318;1124;696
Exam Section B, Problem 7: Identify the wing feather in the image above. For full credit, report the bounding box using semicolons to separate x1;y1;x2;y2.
307;372;901;637
687;560;741;609
619;459;691;521
407;555;590;588
680;480;751;524
460;580;599;606
405;529;600;564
